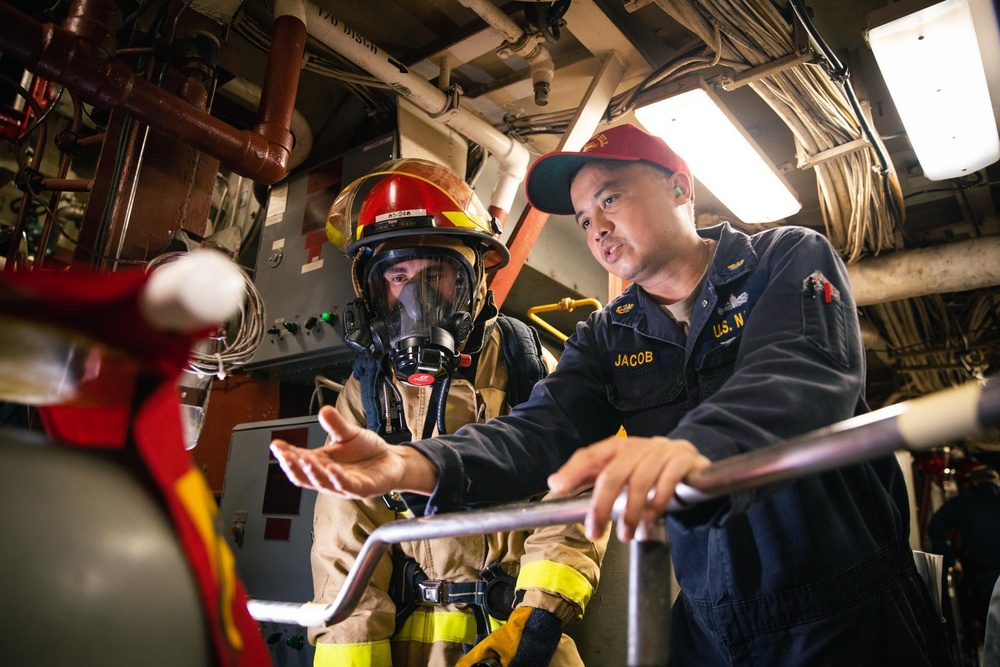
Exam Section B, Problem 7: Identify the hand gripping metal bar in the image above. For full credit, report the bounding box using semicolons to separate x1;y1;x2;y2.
248;378;1000;630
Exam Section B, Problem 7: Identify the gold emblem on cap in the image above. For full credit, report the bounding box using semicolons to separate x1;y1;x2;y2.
583;133;609;152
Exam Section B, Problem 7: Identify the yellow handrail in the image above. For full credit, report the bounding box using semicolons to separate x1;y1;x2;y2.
526;297;603;343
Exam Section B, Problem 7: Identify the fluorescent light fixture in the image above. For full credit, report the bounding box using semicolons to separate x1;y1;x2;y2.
867;0;1000;180
634;78;801;224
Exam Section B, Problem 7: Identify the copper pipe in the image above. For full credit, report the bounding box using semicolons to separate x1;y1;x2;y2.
0;1;305;184
36;90;84;269
39;178;92;192
254;14;306;160
61;0;119;54
77;132;106;149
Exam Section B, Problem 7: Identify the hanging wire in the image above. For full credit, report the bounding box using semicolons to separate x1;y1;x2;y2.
230;9;394;116
309;375;345;415
146;251;266;378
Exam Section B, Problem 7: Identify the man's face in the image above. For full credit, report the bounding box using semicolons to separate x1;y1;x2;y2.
382;257;458;310
569;161;693;287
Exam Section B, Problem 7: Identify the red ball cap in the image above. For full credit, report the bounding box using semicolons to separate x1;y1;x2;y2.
525;123;690;216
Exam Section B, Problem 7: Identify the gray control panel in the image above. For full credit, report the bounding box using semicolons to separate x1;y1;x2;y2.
246;133;396;377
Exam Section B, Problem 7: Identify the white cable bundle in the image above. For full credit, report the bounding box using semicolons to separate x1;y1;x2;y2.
145;250;266;379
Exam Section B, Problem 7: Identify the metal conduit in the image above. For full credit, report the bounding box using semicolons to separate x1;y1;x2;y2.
248;378;1000;634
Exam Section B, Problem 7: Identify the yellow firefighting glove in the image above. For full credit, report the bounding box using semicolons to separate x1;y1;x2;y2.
457;605;562;667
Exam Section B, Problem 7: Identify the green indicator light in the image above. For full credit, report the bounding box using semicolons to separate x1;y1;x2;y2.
320;312;334;322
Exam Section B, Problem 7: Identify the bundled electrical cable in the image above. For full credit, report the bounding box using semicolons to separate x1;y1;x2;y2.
146;251;265;379
638;0;901;263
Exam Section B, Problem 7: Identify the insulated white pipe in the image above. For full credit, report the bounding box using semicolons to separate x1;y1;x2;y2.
456;0;555;106
302;3;530;223
847;235;1000;306
457;0;523;44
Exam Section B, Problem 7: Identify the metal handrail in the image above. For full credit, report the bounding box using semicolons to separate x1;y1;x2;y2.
248;378;1000;644
527;297;603;343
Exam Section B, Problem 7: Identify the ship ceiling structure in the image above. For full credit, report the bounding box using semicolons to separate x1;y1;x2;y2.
0;0;997;455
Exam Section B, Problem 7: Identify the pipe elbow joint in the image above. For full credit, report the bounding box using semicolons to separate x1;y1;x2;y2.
87;59;135;110
255;122;295;156
238;131;289;184
259;145;290;184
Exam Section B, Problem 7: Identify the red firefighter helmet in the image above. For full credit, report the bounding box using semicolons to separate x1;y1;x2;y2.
327;158;509;272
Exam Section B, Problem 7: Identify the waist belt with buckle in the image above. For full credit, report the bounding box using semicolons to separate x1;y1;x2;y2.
416;562;515;619
416;579;483;606
390;558;517;642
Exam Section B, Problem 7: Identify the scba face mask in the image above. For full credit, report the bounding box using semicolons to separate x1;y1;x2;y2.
363;247;476;386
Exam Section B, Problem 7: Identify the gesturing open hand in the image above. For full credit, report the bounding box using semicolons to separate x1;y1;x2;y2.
269;405;438;498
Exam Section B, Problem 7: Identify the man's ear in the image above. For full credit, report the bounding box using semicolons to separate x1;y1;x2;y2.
671;172;694;203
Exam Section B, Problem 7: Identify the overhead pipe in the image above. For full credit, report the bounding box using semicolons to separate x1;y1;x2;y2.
487;51;627;308
302;3;530;227
218;76;313;171
0;0;307;184
847;235;1000;306
455;0;555;107
253;0;307;178
438;55;454;90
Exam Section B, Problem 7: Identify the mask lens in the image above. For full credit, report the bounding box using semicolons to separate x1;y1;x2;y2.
365;249;474;352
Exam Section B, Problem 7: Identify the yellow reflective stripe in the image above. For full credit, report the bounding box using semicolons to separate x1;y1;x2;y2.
395;608;479;645
174;469;243;651
313;639;392;667
488;615;505;632
442;209;482;230
516;560;595;610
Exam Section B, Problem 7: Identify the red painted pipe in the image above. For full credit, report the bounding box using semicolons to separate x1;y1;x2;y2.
0;1;306;184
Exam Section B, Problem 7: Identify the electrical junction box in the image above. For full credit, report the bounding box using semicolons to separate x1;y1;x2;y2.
246;132;397;380
220;416;330;667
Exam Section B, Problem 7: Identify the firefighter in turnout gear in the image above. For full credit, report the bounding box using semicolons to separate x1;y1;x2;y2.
309;158;607;666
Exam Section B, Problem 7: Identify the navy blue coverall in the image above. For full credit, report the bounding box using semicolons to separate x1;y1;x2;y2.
929;479;1000;632
409;222;950;666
